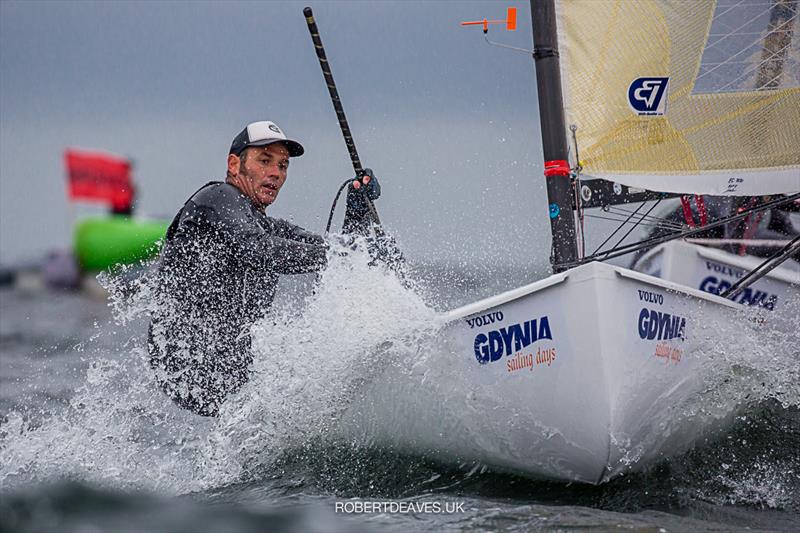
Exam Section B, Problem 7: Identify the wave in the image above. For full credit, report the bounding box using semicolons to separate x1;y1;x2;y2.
1;244;798;514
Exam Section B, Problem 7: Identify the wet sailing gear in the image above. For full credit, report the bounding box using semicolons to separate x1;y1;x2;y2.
148;181;327;416
343;168;381;235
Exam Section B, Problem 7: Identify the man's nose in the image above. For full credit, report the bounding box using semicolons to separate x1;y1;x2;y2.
266;162;281;177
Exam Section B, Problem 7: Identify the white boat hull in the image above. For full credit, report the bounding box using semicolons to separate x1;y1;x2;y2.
632;240;799;311
342;261;746;484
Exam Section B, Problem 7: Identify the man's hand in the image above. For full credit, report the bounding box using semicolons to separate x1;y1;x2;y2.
350;168;380;200
344;168;380;235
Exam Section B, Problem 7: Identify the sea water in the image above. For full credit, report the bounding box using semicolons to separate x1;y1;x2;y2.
1;245;799;532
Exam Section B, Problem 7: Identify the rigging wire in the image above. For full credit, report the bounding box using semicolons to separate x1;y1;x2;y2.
484;35;533;53
573;177;585;258
558;193;800;269
584;213;674;229
601;205;684;230
591;201;647;255
570;124;586;258
609;199;663;252
603;206;681;229
602;213;683;231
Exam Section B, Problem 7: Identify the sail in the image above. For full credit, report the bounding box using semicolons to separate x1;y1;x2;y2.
556;0;800;195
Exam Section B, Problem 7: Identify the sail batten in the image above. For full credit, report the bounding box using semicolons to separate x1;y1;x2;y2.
557;0;800;196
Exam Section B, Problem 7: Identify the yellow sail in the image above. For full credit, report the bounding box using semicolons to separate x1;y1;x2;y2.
557;0;800;195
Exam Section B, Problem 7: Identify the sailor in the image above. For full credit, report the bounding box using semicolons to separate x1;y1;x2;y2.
147;120;380;416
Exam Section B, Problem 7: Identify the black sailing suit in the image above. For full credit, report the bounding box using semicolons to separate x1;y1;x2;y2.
148;181;336;416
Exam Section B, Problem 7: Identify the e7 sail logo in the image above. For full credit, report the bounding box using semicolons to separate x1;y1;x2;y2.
628;77;669;115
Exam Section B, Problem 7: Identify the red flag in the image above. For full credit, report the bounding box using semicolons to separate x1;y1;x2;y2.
65;149;134;210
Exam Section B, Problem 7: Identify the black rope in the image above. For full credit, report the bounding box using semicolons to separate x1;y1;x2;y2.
591;201;646;255
610;199;662;252
324;179;354;234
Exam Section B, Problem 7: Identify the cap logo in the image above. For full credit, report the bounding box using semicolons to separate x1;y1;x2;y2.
234;121;303;157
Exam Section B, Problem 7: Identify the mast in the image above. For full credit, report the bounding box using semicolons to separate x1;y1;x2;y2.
530;0;579;273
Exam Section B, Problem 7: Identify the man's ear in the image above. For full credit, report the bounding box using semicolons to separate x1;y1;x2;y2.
227;153;241;177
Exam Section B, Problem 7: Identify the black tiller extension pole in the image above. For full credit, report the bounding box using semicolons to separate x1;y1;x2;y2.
303;6;383;228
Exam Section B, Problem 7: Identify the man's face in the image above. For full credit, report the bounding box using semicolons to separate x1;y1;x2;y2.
229;143;290;209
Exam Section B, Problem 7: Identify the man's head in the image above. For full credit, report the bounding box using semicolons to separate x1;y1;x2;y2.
227;121;304;209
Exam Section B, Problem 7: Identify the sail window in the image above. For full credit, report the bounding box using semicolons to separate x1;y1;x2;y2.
693;0;799;94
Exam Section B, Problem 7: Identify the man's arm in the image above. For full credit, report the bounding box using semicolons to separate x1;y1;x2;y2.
242;230;327;275
183;183;328;275
267;217;326;246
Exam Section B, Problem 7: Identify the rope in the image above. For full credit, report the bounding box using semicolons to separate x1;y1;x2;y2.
324;179;354;234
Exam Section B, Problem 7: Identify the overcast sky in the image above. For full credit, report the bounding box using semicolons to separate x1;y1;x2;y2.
1;1;554;268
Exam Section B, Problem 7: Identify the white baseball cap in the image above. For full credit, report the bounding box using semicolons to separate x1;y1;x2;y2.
229;121;304;157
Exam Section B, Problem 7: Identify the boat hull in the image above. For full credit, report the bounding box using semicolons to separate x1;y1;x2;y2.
341;261;744;483
632;240;799;311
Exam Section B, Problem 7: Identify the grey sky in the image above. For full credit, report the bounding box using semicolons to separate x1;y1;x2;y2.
1;1;552;268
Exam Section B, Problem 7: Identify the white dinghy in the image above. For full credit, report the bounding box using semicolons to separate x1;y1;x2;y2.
345;261;744;483
336;0;799;483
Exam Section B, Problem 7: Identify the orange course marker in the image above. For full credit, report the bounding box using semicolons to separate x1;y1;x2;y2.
460;7;517;32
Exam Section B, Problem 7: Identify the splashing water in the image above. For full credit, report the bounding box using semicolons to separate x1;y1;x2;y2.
682;295;800;511
609;290;800;473
1;247;798;503
204;245;440;485
0;243;438;495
